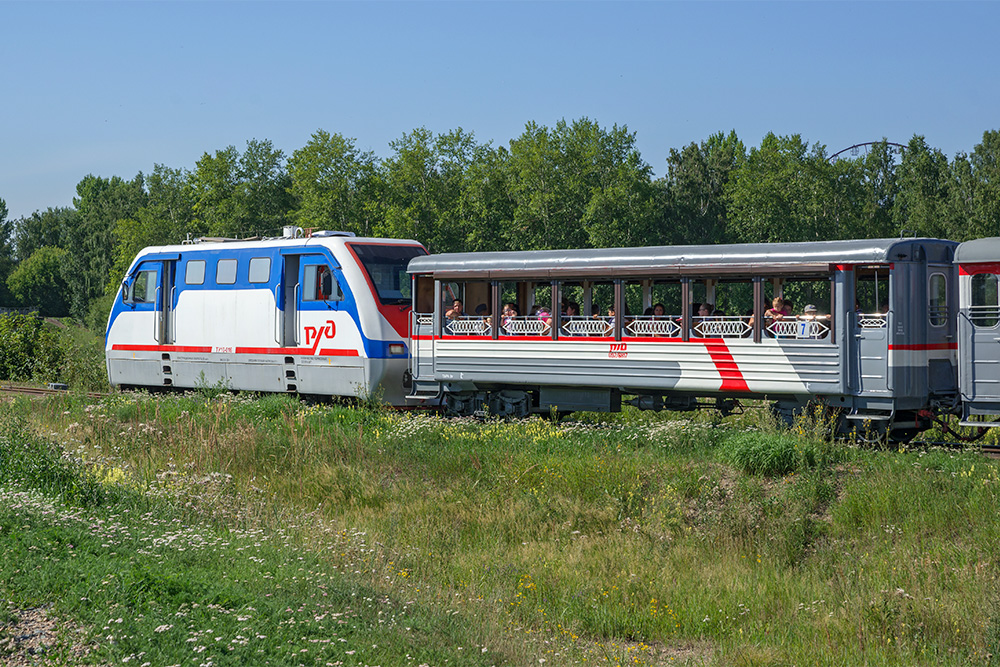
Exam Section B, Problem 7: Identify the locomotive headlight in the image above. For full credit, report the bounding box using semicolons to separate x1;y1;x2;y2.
389;344;406;356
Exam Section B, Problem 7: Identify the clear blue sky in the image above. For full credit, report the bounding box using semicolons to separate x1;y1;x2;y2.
2;1;997;220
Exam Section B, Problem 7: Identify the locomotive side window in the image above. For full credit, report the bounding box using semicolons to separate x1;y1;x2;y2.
216;258;237;285
130;270;157;303
185;260;205;285
971;273;1000;328
303;265;341;302
928;273;948;327
248;257;271;284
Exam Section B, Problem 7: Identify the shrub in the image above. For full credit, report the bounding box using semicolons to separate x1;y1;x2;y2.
0;312;63;382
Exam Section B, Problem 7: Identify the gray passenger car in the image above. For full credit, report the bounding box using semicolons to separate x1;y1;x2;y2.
407;237;959;440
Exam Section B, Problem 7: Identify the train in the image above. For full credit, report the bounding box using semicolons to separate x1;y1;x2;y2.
105;229;426;405
107;232;1000;441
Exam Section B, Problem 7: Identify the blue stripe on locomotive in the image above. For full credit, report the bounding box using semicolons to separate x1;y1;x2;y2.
109;245;405;358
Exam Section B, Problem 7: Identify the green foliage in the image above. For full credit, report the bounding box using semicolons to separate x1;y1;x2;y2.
0;312;63;382
13;206;76;262
65;173;148;319
5;246;70;316
8;122;1000;322
722;431;824;476
189;140;292;239
288;129;379;235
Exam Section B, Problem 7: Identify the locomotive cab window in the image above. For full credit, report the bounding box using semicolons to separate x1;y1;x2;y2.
185;260;205;285
128;270;157;303
249;257;271;284
303;265;341;302
971;273;1000;328
928;273;948;327
216;258;237;285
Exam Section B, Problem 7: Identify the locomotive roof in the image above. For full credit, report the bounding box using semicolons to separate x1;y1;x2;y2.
955;238;1000;263
408;237;955;279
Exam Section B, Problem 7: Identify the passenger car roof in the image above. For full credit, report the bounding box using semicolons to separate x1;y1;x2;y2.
408;238;954;279
955;238;1000;263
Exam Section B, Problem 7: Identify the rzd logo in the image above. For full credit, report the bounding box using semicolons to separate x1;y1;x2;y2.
304;320;336;354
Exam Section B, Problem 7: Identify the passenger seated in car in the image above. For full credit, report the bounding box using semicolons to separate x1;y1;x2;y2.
765;297;789;320
445;299;464;320
501;303;519;334
537;306;553;335
693;302;715;336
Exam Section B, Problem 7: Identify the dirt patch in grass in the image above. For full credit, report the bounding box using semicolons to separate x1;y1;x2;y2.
0;605;98;666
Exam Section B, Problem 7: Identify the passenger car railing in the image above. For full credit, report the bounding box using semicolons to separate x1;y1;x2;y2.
445;316;492;336
562;316;614;337
624;316;680;337
968;306;1000;328
692;316;751;339
766;317;831;339
501;316;549;336
857;313;887;329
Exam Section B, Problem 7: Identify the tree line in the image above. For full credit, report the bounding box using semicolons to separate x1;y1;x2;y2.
1;119;998;325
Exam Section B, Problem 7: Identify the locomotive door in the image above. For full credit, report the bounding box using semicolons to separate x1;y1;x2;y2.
125;258;175;346
278;253;340;348
960;268;1000;403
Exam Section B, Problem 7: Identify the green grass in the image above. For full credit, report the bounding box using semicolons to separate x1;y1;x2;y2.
7;392;1000;665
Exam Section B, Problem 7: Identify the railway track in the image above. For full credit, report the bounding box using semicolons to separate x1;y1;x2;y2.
0;383;105;400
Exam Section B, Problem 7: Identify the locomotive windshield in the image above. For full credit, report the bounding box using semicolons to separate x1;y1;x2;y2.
350;243;427;305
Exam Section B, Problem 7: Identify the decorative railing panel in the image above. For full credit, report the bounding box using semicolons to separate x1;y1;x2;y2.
502;316;550;336
445;317;491;336
766;318;831;339
562;317;614;337
692;316;751;338
857;313;887;329
624;316;680;338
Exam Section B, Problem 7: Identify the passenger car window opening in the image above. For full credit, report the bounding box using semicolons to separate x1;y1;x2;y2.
971;273;1000;328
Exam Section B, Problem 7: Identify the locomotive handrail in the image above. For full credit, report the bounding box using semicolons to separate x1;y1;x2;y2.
273;286;281;344
294;283;301;345
153;286;161;343
170;286;177;343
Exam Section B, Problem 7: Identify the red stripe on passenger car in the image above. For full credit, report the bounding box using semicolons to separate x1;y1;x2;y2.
959;262;1000;276
700;340;750;392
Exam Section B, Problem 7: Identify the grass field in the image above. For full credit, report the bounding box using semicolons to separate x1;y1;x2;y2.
3;390;1000;666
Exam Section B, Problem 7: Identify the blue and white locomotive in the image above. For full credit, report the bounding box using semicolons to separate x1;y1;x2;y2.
106;229;426;404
